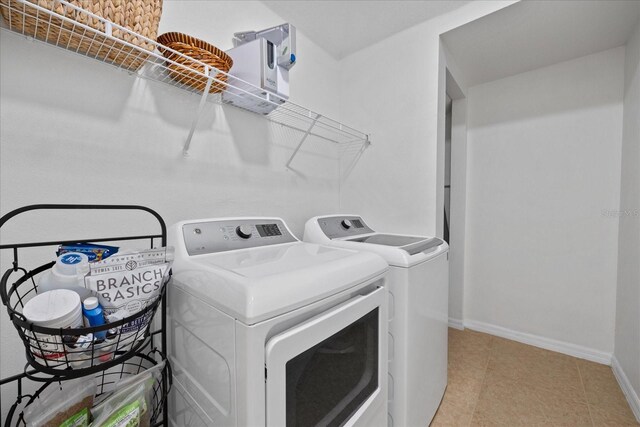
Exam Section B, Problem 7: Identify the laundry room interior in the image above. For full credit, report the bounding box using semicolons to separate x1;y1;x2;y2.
0;0;639;426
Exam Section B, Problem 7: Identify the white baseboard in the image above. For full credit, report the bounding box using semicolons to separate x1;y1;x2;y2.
463;319;612;365
448;317;464;330
612;356;640;423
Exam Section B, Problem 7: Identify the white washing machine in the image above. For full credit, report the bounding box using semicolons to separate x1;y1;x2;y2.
304;215;449;427
167;217;390;427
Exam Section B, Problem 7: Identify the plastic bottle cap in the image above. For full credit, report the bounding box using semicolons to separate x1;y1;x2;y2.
83;296;99;310
55;252;89;276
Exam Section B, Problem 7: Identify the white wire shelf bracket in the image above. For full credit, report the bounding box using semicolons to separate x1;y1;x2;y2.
0;0;371;162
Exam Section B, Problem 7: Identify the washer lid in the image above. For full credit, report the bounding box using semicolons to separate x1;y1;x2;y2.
169;218;388;325
347;234;443;255
171;243;387;325
198;242;357;278
347;234;423;246
303;215;449;267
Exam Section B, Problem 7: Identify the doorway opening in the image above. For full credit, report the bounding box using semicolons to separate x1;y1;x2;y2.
442;68;467;328
444;95;452;244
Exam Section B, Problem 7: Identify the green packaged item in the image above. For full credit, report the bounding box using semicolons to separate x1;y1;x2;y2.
23;378;96;427
91;361;164;427
97;399;145;427
91;382;148;427
60;408;91;427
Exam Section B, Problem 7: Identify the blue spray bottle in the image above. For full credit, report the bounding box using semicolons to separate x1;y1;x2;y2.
83;297;106;340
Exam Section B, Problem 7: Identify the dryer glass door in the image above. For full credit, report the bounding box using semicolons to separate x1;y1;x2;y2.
265;287;386;427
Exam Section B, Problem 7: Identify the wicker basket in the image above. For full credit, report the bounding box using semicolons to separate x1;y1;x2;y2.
0;0;163;71
157;32;233;94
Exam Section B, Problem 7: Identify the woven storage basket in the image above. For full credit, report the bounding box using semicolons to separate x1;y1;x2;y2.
0;0;163;71
157;32;233;94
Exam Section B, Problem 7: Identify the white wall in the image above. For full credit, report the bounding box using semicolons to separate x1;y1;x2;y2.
0;0;342;417
337;1;516;236
464;47;625;357
614;19;640;418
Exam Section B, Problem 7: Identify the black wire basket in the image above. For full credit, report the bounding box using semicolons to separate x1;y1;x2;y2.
5;350;173;427
0;262;169;378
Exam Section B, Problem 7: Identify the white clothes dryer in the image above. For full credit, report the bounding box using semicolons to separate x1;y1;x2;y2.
167;217;389;427
304;215;449;427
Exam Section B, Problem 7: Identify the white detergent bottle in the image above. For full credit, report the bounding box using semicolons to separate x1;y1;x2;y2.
38;252;92;300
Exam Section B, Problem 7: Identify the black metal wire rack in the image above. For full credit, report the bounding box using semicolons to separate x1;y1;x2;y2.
0;204;171;426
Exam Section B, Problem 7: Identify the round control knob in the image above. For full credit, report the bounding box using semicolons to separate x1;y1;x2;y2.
236;225;253;239
341;219;352;229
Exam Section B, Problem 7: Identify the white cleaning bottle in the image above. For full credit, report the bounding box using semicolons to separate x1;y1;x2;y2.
38;252;92;300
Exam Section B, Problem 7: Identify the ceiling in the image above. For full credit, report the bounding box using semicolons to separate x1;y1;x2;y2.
262;1;473;59
441;0;640;87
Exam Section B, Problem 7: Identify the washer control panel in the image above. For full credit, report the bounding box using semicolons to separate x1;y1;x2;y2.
318;215;374;239
183;218;297;255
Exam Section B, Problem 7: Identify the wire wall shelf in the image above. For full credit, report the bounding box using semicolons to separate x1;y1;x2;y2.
0;0;370;163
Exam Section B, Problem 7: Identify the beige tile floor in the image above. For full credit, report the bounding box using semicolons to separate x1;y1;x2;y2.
431;328;639;426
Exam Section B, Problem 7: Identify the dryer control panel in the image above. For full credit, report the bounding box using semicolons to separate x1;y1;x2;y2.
317;215;375;239
182;218;297;255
